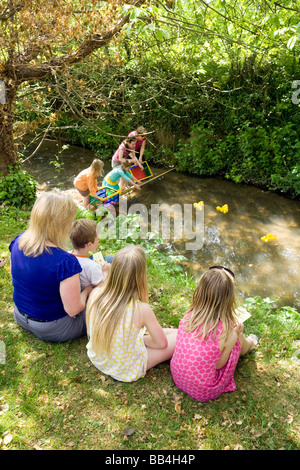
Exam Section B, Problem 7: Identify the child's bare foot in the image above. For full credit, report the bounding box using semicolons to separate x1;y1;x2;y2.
0;259;6;267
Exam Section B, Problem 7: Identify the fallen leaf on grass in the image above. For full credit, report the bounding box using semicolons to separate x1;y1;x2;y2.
58;379;68;386
286;415;294;424
3;433;12;445
33;442;42;450
233;444;245;450
122;428;136;436
38;394;49;404
0;404;9;415
175;401;182;414
58;375;83;386
69;375;83;383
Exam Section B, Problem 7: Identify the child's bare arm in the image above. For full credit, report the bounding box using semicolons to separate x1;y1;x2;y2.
135;303;168;349
216;329;238;369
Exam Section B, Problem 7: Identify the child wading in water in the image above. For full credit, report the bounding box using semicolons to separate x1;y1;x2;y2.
103;160;141;193
74;159;104;209
111;136;143;170
86;245;177;382
128;125;147;164
170;266;258;401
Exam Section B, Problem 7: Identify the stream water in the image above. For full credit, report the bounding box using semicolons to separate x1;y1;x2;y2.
23;139;300;311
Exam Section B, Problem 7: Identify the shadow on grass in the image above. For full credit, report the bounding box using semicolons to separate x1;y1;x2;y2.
1;318;298;450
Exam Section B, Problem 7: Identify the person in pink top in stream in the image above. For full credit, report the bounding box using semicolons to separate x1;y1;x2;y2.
128;126;147;164
111;136;143;170
170;266;258;401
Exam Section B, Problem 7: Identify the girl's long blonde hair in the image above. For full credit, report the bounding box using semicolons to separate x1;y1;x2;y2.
18;191;77;257
86;245;149;354
184;268;237;341
91;159;104;177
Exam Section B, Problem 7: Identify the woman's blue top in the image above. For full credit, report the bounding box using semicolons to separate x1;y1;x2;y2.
9;234;82;321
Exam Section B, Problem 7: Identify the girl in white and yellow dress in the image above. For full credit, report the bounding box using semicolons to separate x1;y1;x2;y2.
86;245;177;382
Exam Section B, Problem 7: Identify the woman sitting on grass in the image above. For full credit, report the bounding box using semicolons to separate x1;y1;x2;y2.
9;191;93;342
86;245;177;382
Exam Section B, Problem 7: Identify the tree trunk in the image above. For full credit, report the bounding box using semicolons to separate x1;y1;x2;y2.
0;82;18;176
0;1;147;176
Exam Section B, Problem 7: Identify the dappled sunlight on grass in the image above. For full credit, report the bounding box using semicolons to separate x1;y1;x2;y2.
0;207;299;450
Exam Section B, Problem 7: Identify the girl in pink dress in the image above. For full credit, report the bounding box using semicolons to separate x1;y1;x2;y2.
170;266;258;401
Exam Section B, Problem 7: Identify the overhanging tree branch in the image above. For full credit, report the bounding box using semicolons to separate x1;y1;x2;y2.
0;1;26;22
12;0;146;82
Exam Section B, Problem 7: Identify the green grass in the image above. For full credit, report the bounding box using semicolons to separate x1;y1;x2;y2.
0;206;299;450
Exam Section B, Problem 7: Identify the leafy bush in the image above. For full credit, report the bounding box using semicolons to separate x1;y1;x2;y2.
271;163;300;196
174;118;300;198
0;166;37;208
174;120;227;176
56;116;120;159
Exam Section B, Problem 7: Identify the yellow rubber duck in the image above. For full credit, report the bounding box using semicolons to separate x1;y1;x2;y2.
216;204;228;213
261;233;277;242
193;201;204;211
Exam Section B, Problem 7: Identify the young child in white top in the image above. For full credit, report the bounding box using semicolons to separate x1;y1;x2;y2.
69;218;111;290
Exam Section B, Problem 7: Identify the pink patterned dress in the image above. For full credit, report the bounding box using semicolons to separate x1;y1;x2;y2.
170;314;241;401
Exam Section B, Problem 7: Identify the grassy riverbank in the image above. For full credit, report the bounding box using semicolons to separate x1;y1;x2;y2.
0;206;299;450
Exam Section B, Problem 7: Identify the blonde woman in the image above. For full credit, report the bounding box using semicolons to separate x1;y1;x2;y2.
74;158;104;209
86;245;177;382
9;192;93;342
170;266;258;401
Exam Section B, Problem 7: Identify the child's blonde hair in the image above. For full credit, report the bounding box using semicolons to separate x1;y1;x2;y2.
69;218;98;250
19;191;77;257
91;159;104;176
86;245;149;354
184;268;236;341
136;126;146;136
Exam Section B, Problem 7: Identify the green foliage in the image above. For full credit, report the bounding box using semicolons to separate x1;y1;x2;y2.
174;120;226;176
243;296;300;363
12;0;300;197
56;117;117;159
271;163;300;196
75;206;97;221
76;209;189;275
174;116;300;197
0;166;37;208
